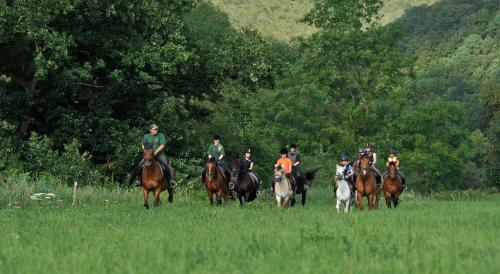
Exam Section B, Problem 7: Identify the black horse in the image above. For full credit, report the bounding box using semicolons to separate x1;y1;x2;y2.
290;168;320;206
231;157;258;207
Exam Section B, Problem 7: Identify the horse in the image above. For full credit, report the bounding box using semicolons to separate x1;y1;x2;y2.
231;157;258;207
274;166;293;208
382;162;403;208
204;158;231;206
334;165;355;213
141;148;174;209
356;153;380;210
290;168;319;207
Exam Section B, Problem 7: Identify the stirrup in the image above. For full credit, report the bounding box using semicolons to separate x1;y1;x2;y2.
229;182;235;189
169;180;177;188
134;179;142;187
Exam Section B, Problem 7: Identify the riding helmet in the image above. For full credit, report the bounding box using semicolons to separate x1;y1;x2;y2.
290;143;297;149
245;148;252;154
365;142;372;148
213;134;221;140
341;154;349;161
389;148;397;154
280;148;288;155
358;148;364;153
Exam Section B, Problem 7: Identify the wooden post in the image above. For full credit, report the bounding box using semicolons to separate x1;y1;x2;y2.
72;181;78;206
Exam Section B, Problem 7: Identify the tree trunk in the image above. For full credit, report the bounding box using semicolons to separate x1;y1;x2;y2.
7;73;37;136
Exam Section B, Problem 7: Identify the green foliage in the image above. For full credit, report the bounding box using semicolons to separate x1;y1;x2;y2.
24;133;104;186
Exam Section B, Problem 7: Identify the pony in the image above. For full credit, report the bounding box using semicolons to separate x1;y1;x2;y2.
231;156;258;207
141;148;174;209
273;166;293;208
356;153;380;210
334;165;355;213
290;168;319;207
204;158;231;206
382;162;403;208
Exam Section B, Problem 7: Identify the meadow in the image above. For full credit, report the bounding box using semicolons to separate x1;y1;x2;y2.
1;182;499;274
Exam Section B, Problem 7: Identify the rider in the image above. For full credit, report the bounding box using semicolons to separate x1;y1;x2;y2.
131;124;176;188
334;154;355;194
364;142;382;189
288;143;308;190
384;149;407;191
241;148;259;189
201;134;232;188
341;154;356;191
275;148;296;194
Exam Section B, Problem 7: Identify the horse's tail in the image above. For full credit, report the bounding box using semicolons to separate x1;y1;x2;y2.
305;167;320;182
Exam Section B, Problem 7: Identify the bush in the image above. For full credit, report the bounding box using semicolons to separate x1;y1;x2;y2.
24;133;104;186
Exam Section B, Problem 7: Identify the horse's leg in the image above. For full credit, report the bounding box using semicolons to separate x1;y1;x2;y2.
394;192;400;208
345;199;350;213
301;191;307;206
283;197;290;208
276;196;281;208
168;188;174;204
336;199;341;213
154;187;161;207
356;190;363;210
375;188;380;209
368;193;374;210
143;188;149;210
244;191;252;206
238;192;244;207
207;190;214;206
216;190;222;206
290;197;296;207
385;191;391;208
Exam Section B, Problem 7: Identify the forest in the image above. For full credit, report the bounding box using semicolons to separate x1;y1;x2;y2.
0;0;498;192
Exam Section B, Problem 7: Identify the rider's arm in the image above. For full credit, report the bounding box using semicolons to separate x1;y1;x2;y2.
154;144;165;156
372;153;377;165
154;134;167;155
386;160;390;168
249;161;254;171
294;154;301;166
219;146;225;160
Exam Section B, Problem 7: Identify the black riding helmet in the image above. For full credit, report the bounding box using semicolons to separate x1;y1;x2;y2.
280;148;288;155
341;154;349;161
365;142;372;148
245;148;252;154
213;134;220;140
389;148;397;155
290;143;297;149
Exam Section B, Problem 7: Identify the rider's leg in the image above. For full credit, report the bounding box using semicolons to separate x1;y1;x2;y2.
398;170;407;190
287;174;297;194
372;166;382;189
132;159;145;187
157;154;175;188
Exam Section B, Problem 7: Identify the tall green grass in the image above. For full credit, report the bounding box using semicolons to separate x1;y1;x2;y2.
1;180;498;274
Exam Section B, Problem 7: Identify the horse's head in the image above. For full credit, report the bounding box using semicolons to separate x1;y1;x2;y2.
274;165;285;183
143;145;155;167
388;162;397;179
335;165;346;180
205;157;217;182
359;153;370;176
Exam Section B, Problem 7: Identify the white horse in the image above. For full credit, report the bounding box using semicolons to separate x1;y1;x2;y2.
274;166;293;208
334;165;355;213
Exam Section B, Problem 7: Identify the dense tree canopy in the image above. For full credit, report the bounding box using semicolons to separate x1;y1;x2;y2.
0;0;497;191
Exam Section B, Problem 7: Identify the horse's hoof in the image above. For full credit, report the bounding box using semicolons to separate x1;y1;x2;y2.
144;204;149;210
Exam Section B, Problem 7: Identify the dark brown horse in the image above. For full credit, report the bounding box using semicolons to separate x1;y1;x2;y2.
204;158;230;206
356;154;380;210
141;149;174;209
290;168;319;207
382;162;403;208
231;157;258;207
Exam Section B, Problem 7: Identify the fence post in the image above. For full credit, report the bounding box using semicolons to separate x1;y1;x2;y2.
72;181;78;206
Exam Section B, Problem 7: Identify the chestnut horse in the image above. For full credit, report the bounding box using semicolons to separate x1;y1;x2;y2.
141;149;174;209
204;158;230;206
382;162;403;208
356;154;380;210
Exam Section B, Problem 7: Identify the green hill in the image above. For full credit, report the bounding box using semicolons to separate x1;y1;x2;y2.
210;0;438;41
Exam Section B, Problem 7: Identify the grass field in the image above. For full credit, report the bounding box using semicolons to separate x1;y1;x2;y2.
1;183;499;274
